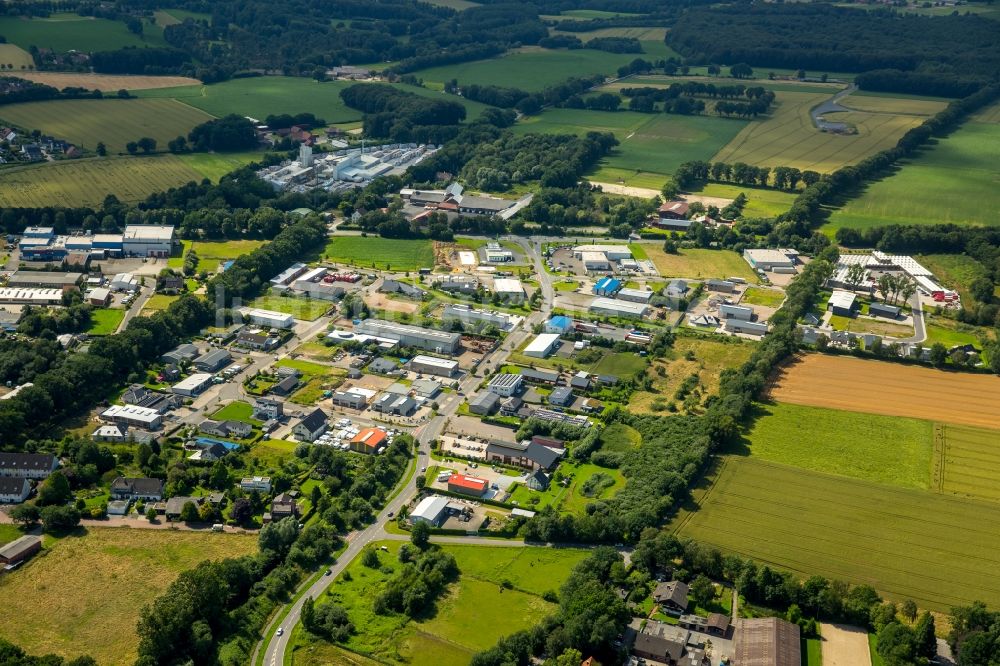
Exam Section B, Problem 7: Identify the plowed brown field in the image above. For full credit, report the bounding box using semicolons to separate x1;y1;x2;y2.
769;354;1000;430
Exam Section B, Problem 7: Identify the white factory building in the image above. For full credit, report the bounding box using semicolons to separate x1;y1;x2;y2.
171;373;214;397
524;333;561;358
589;297;649;319
442;304;513;330
122;225;176;258
354;319;462;353
573;245;633;261
493;278;525;304
579;251;611;271
239;308;296;329
0;288;64;306
100;404;163;430
743;248;798;273
407;355;459;377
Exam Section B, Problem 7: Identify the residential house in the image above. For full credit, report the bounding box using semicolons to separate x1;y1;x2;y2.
190;441;229;462
240;476;272;493
499;396;523;417
164;496;202;519
110;477;165;501
0;453;58;480
270;375;300;397
548;387;574;407
200;419;252;439
236;329;280;351
653;580;689;614
267;492;298;522
252;398;283;421
0;477;31;504
293;408;328;442
525;469;549;491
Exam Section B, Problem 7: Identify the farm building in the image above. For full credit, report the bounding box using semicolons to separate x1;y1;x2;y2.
524;333;561;358
492;278;525;304
743;248;797;272
589;297;648;319
869;302;902;319
657;200;691;220
0;453;58;479
573;245;632;261
593;276;622;297
408;354;459;377
616;288;652;304
355;319;461;353
632;622;691;664
447;473;488;497
488;373;523;397
0;535;42;565
443;304;512;330
350;427;388;454
733;617;801;666
827;291;857;317
239;308;295;329
719;304;753;321
171;373;213;397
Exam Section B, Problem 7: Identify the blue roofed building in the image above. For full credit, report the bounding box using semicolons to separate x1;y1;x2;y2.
593;276;622;297
544;315;574;334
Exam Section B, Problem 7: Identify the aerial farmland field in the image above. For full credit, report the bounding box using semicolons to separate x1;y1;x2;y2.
768;354;1000;430
673;456;1000;610
0;43;35;70
16;71;200;91
0;98;213;153
0;12;167;52
0;155;204;208
825;112;1000;231
937;423;1000;503
324;237;435;271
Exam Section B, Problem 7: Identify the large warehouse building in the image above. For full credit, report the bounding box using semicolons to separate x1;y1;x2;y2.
122;225;176;258
354;319;461;353
589;297;648;319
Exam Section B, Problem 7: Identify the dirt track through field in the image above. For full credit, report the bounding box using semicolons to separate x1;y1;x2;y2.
769;355;1000;430
820;624;872;666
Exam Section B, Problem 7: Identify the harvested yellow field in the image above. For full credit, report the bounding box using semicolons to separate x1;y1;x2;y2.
16;71;201;91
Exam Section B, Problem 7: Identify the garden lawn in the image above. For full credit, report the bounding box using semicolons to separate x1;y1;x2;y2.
744;402;934;490
589;351;647;378
826;119;1000;230
86;308;125;335
0;528;256;666
248;294;331;321
0;98;212;153
923;321;991;350
827;314;915;338
139;294;178;316
249;439;298;469
211;401;261;426
641;246;759;282
0;13;167;52
325;236;434;271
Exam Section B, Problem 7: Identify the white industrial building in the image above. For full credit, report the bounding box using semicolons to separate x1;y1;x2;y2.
171;373;214;397
258;144;440;192
485;242;514;263
524;333;561;358
589;297;648;319
111;272;139;292
493;278;525;304
579;251;611;271
725;319;768;335
743;248;798;273
239;308;295;329
0;288;63;306
410;495;452;526
354;319;461;353
442;304;513;330
122;225;175;258
573;245;633;261
270;263;308;290
487;373;523;397
719;304;753;321
100;404;163;430
408;355;459;377
616;288;653;304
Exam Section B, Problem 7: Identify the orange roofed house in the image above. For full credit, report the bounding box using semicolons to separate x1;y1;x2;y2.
350;427;388;454
447;473;488;498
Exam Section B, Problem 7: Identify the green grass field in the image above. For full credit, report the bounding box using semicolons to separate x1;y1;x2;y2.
691;183;798;218
939;423;1000;503
641;246;760;282
294;541;584;665
248;294;332;321
712;90;935;173
181;239;267;273
826;117;1000;230
0;13;166;52
828;313;915;338
136;78;490;122
803;637;823;666
177;151;263;180
0;527;256;666
922;321;990;351
599;423;642;452
744;403;934;490
249;439;298;470
672;455;1000;611
325;236;434;271
139;294;178;316
741;287;785;308
916;254;990;304
211;400;261;426
0;98;213;153
0;155;204;207
514;108;748;186
0;43;34;69
412;47;641;91
86;308;125;335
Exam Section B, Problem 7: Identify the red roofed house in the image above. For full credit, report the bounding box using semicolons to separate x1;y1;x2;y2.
658;200;690;220
447;473;488;498
350;427;388;455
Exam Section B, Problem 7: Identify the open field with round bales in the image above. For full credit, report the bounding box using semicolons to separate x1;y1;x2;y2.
0;12;167;52
711;90;939;173
0;97;213;153
768;354;1000;430
0;155;206;208
0;527;257;666
825;110;1000;231
16;71;201;91
672;455;1000;611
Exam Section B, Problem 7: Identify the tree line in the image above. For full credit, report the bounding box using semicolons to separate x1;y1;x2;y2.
674;159;820;192
340;83;466;143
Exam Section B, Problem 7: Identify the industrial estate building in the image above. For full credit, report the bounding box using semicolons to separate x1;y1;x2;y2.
442;304;513;330
354;319;461;353
18;226;176;261
524;333;561;358
743;248;798;273
407;355;459;377
239;308;296;329
589;297;649;319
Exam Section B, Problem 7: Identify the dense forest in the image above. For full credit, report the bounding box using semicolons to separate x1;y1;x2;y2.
668;4;1000;95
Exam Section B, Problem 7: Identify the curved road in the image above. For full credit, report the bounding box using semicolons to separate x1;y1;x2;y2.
258;238;553;666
